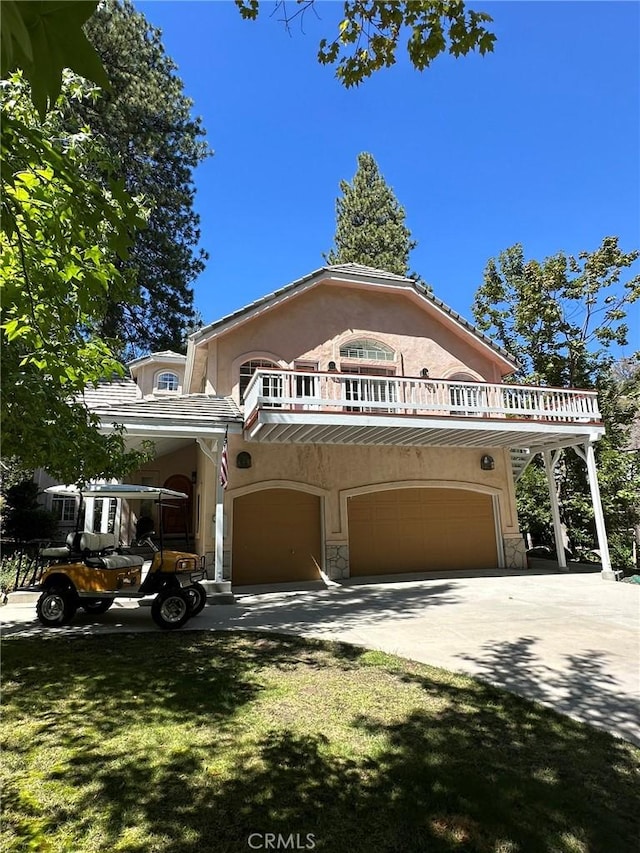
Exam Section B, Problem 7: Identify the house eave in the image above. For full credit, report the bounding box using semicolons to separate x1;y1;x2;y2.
245;409;605;452
97;417;243;439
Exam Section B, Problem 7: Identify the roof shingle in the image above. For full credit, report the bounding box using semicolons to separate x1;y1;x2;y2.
92;394;243;423
81;379;141;408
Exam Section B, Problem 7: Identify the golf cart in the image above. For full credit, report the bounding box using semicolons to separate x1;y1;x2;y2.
35;484;207;630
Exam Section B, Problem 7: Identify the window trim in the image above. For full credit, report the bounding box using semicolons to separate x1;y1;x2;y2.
239;358;280;404
52;496;76;523
339;338;395;363
155;371;180;392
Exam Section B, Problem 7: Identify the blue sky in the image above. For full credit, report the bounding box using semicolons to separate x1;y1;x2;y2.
137;0;639;355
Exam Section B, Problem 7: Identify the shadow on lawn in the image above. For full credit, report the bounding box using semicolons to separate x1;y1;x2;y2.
2;633;639;853
457;636;640;747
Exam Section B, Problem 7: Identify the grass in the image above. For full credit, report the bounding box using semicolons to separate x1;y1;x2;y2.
1;632;638;853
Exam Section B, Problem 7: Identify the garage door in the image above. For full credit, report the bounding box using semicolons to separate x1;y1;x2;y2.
348;488;498;576
232;489;322;585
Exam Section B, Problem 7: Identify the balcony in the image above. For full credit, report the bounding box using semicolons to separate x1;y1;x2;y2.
243;370;604;451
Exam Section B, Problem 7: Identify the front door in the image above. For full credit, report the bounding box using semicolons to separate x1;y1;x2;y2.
162;474;193;535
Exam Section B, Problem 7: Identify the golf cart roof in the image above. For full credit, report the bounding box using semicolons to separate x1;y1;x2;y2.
45;484;188;500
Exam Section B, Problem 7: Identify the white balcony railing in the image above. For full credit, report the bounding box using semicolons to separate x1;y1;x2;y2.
243;370;601;424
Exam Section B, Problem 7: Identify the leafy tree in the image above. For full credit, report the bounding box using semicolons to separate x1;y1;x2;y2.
473;238;640;567
1;480;58;544
0;0;493;485
0;0;108;117
1;73;150;483
3;0;492;358
235;0;496;87
325;152;418;276
473;238;639;386
65;0;210;357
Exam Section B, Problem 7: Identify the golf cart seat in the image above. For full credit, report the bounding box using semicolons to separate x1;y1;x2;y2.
85;553;145;570
78;532;117;556
77;532;144;570
40;532;82;561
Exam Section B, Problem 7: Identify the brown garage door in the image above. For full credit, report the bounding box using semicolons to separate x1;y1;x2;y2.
348;488;498;576
232;489;322;585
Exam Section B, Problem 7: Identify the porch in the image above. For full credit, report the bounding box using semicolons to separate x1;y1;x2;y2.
243;370;603;452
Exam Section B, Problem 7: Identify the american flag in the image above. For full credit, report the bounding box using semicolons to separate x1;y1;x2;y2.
219;430;229;489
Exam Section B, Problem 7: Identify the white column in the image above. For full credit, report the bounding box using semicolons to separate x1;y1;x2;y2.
573;442;616;579
543;449;567;569
214;471;224;583
83;497;94;532
195;436;233;599
114;497;123;543
100;499;110;533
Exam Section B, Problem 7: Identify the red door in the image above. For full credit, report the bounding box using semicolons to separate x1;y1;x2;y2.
162;475;193;535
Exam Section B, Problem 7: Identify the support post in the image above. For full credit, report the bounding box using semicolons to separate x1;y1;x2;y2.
543;450;567;569
100;498;110;534
195;436;235;603
84;497;94;533
573;442;619;580
214;475;224;583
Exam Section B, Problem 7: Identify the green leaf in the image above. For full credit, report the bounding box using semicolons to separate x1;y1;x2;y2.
0;1;34;75
2;1;108;119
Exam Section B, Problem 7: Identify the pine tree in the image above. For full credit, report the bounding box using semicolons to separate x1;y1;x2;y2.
325;152;417;276
72;0;211;357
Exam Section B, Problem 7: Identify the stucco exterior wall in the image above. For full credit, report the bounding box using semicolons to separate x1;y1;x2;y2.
223;433;523;576
130;443;198;489
206;284;506;400
130;358;186;399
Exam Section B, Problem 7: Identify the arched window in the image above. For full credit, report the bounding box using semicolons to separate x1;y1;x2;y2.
339;339;396;412
239;359;279;403
448;373;485;414
156;371;179;392
339;338;395;362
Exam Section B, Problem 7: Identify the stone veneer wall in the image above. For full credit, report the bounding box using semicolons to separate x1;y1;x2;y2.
503;534;527;569
325;543;349;579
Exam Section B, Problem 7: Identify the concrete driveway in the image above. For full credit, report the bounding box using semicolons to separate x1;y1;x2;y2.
3;568;639;746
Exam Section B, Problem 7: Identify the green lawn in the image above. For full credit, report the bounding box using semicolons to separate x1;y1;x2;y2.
2;632;638;853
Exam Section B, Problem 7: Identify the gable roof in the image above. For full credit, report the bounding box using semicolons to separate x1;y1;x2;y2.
190;262;519;372
190;263;412;344
318;262;413;283
127;350;186;368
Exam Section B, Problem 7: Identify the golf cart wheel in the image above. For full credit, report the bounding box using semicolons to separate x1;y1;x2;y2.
81;598;114;615
184;582;207;616
36;588;77;627
151;589;191;630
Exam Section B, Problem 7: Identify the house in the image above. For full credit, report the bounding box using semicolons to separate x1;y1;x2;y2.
58;263;616;585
